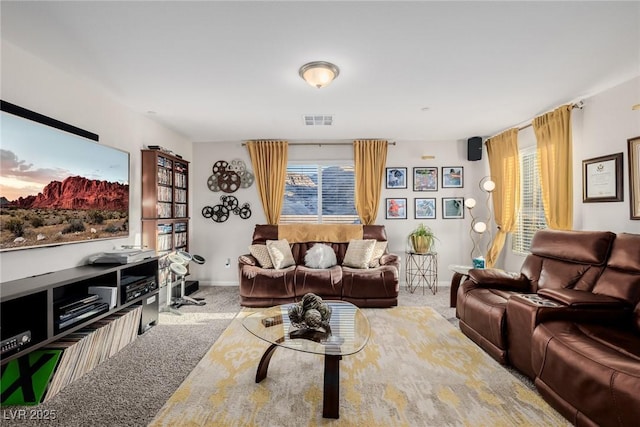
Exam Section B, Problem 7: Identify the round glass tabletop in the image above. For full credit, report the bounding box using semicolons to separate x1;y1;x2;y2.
242;300;370;357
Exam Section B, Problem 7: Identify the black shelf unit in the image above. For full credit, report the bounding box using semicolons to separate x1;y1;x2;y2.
0;257;159;366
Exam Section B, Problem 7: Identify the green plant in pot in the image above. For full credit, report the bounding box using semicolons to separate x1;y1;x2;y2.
409;223;437;254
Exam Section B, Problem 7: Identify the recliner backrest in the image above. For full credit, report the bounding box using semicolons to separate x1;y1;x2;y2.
591;233;640;331
520;229;615;292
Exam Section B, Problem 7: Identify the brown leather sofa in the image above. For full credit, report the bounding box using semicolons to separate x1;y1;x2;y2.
531;232;640;427
457;229;616;365
238;224;400;307
456;230;640;427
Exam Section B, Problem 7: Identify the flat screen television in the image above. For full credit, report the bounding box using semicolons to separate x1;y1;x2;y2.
0;100;130;252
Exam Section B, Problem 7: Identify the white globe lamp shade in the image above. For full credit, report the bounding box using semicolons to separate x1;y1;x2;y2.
473;221;487;233
482;180;496;192
464;198;477;209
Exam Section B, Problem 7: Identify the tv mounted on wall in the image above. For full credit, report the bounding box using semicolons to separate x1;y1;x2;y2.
0;100;130;252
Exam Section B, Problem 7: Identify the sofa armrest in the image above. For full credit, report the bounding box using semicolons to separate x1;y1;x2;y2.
379;253;399;265
468;268;531;291
538;288;629;309
238;254;257;266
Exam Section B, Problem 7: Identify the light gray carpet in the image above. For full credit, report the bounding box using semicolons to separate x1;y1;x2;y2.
0;285;531;426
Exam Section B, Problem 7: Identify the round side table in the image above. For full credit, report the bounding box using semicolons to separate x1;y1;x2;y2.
405;251;438;294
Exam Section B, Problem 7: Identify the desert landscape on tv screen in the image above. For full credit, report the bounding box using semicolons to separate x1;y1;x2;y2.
0;112;129;251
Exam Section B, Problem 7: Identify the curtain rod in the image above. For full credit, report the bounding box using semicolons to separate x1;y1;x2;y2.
489;101;584;139
241;141;396;146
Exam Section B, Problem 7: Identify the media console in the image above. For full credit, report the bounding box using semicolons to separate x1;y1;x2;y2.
0;257;159;365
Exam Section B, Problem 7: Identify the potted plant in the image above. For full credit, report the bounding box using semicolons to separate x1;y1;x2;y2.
409;223;437;254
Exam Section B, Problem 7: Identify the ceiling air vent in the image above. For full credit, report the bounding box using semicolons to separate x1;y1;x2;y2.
303;115;333;126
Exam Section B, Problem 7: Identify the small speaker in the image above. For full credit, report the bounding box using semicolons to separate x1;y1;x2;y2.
467;137;483;161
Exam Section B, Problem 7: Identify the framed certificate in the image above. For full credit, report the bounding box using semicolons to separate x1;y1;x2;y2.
582;152;623;202
628;137;640;219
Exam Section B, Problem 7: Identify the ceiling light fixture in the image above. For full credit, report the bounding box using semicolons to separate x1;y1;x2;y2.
299;61;340;88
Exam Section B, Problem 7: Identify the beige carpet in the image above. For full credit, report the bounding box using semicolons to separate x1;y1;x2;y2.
149;307;569;427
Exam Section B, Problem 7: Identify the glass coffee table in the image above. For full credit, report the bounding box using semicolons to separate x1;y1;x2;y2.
242;300;370;419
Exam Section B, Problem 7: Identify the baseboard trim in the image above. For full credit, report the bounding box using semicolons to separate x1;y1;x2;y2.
198;280;239;287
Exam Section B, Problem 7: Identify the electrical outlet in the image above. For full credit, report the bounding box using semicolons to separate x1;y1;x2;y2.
224;258;231;268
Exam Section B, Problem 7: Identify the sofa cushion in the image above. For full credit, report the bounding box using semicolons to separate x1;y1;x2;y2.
343;239;376;268
530;229;615;265
249;244;274;268
369;241;388;268
604;233;640;273
304;243;337;269
532;320;640;427
266;239;296;269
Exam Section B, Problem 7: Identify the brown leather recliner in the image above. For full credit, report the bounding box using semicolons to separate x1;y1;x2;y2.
531;233;640;427
456;229;616;364
238;224;400;307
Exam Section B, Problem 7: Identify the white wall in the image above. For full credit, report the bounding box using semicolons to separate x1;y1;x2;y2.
4;36;636;285
190;74;640;285
502;75;640;272
189;139;490;286
0;41;192;283
575;76;640;232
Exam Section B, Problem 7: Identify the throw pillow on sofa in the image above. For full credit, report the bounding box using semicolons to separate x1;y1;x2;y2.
248;244;274;268
304;243;337;269
369;241;388;268
343;239;377;269
266;239;296;269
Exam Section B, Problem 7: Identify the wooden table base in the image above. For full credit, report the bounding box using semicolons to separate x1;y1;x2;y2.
255;343;343;419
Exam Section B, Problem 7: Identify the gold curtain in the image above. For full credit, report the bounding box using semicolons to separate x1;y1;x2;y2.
353;140;388;224
533;105;573;230
246;140;288;225
485;128;520;268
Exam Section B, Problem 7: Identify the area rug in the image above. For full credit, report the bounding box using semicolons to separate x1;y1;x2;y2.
149;307;569;426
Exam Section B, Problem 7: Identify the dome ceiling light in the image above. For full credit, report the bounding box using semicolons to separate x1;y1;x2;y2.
299;61;340;88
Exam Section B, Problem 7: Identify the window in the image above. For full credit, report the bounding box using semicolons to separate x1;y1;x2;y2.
280;163;360;224
512;147;547;254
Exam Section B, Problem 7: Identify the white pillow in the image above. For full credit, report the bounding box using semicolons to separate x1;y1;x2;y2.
369;241;388;268
304;243;337;269
342;239;377;269
248;244;273;268
266;239;296;270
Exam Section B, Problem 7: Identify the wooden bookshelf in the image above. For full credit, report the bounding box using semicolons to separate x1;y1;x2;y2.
140;150;190;295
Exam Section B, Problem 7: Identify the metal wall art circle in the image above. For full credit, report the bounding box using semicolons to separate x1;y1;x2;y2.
201;195;251;223
208;159;254;193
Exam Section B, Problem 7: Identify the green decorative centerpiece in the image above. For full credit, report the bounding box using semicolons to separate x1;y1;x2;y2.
409;223;437;254
287;293;332;332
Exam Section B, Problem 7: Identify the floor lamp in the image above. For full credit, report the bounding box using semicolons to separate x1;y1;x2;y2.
465;176;495;268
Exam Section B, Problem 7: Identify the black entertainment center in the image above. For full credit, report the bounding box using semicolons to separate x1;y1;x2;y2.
0;257;159;366
0;100;162;405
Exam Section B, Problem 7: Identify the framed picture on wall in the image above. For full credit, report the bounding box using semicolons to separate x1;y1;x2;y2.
628;136;640;219
582;152;623;202
442;166;464;188
414;198;436;219
385;198;407;219
413;167;438;191
442;197;464;219
386;167;408;189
